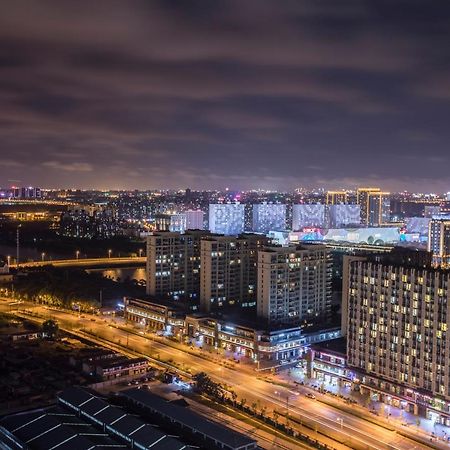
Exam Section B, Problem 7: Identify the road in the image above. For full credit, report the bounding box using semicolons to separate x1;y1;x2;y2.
2;299;437;450
18;256;145;268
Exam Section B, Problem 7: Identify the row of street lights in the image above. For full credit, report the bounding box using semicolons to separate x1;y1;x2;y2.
273;388;344;432
6;245;144;266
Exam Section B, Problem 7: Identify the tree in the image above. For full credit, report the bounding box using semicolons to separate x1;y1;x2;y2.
273;410;280;424
192;372;222;399
42;319;59;339
261;406;267;418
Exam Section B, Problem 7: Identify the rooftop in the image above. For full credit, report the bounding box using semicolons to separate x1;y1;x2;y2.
0;405;127;450
121;388;257;450
312;336;347;356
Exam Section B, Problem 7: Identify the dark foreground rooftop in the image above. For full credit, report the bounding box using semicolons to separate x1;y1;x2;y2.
0;386;188;450
120;388;257;450
0;405;127;450
0;386;257;450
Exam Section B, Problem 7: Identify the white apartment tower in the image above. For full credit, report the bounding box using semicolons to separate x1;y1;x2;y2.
209;204;245;235
185;210;204;230
292;204;327;230
252;203;286;234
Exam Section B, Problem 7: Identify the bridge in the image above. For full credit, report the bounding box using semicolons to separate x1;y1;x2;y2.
19;256;146;269
0;199;81;207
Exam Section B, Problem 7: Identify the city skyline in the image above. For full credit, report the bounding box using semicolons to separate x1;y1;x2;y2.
3;3;450;447
1;1;450;191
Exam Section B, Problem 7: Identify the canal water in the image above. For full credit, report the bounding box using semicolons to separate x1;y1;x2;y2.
88;267;146;285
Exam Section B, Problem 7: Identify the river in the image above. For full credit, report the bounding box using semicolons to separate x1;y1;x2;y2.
88;267;146;285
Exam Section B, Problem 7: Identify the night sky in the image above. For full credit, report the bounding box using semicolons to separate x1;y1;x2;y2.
1;1;450;192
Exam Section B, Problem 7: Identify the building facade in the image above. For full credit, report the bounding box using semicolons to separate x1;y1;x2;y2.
326;191;348;205
344;251;450;423
200;234;269;312
185;210;204;230
125;297;186;336
124;297;341;364
257;244;332;328
0;186;41;199
428;216;450;268
356;188;390;226
169;213;186;232
209;203;245;235
146;230;210;300
252;203;286;234
424;205;441;218
59;205;118;239
328;204;361;228
153;214;172;231
292;204;327;230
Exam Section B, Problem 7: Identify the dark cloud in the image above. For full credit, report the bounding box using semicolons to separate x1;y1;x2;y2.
0;0;450;191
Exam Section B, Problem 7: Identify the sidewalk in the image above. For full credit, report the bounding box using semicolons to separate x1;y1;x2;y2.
278;367;450;448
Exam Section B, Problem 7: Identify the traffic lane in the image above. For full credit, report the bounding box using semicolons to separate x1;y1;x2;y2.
5;302;433;450
225;381;396;450
248;383;429;450
79;322;228;377
140;339;428;449
39;315;368;449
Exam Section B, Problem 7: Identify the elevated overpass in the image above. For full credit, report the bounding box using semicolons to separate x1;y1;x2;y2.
19;256;146;269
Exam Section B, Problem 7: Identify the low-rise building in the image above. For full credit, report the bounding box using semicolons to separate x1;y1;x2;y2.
94;356;148;381
125;297;340;364
9;331;43;342
185;315;296;362
124;297;185;336
71;345;148;381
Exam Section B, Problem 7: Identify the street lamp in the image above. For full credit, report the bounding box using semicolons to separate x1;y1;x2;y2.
41;252;45;262
336;417;344;430
274;390;293;425
16;224;21;269
7;255;10;267
139;248;143;257
76;250;80;259
108;249;112;259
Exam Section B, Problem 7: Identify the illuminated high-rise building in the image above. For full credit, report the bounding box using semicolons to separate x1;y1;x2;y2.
343;250;450;420
328;204;361;228
356;188;390;226
153;214;171;231
257;244;332;327
209;203;245;235
200;234;269;313
169;213;186;232
424;205;441;218
0;186;41;199
428;216;450;267
185;210;204;230
252;203;286;234
292;204;326;230
326;191;348;205
146;230;210;300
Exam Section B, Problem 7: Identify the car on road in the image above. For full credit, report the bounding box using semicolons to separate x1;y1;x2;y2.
305;393;316;399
